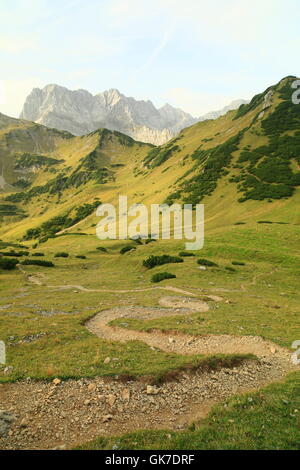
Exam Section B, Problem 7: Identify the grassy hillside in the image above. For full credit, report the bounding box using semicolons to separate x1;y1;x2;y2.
1;75;299;245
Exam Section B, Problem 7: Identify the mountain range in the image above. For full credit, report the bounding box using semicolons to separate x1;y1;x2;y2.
19;84;247;145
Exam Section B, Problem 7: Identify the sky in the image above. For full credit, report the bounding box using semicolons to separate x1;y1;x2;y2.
0;0;299;118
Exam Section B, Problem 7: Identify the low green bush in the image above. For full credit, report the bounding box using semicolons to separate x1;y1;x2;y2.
96;247;107;252
145;238;156;244
232;261;245;266
120;245;136;255
225;266;236;272
0;257;19;270
131;237;143;245
0;251;29;257
21;259;54;267
143;255;183;269
257;221;273;224
151;272;176;283
32;252;44;257
197;259;218;267
76;255;86;259
178;251;196;257
54;252;69;258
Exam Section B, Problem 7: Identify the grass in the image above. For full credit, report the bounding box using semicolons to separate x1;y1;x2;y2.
77;371;300;450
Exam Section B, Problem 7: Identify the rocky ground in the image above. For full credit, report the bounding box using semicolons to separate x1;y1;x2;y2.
0;354;295;450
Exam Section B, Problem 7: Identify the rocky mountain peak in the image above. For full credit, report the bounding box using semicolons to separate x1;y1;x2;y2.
19;85;246;145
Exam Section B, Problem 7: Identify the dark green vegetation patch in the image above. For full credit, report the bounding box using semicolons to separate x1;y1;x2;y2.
143;142;180;169
197;258;218;267
178;251;196;257
21;259;54;267
143;255;183;269
23;201;99;242
0;204;26;218
120;245;136;254
54;252;69;258
0;250;29;257
0;257;19;270
166;131;244;206
151;272;176;283
14;153;63;170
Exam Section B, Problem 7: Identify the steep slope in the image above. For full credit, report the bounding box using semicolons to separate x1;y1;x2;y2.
20;85;197;145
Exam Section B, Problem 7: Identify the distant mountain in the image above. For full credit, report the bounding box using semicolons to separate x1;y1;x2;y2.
198;99;249;121
19;85;246;145
19;85;197;145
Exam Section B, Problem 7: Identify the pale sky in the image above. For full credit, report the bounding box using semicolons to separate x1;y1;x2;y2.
0;0;299;118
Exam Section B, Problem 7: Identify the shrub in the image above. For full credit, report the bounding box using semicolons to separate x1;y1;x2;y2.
76;255;86;259
143;255;183;269
171;131;245;205
232;261;246;266
257;221;273;224
120;245;136;254
23;202;100;241
197;259;218;267
0;257;19;270
225;266;236;272
145;238;156;244
96;247;107;252
21;259;54;267
178;251;196;257
32;253;44;257
143;144;180;169
151;272;176;283
0;251;29;257
54;252;69;258
130;237;143;245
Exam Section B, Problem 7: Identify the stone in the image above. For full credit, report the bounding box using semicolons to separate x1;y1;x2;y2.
121;388;131;401
146;385;159;395
107;394;116;407
53;378;61;386
102;414;113;423
0;411;16;437
104;357;111;364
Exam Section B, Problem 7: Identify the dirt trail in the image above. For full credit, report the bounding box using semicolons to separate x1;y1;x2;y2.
86;304;291;360
2;268;296;450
